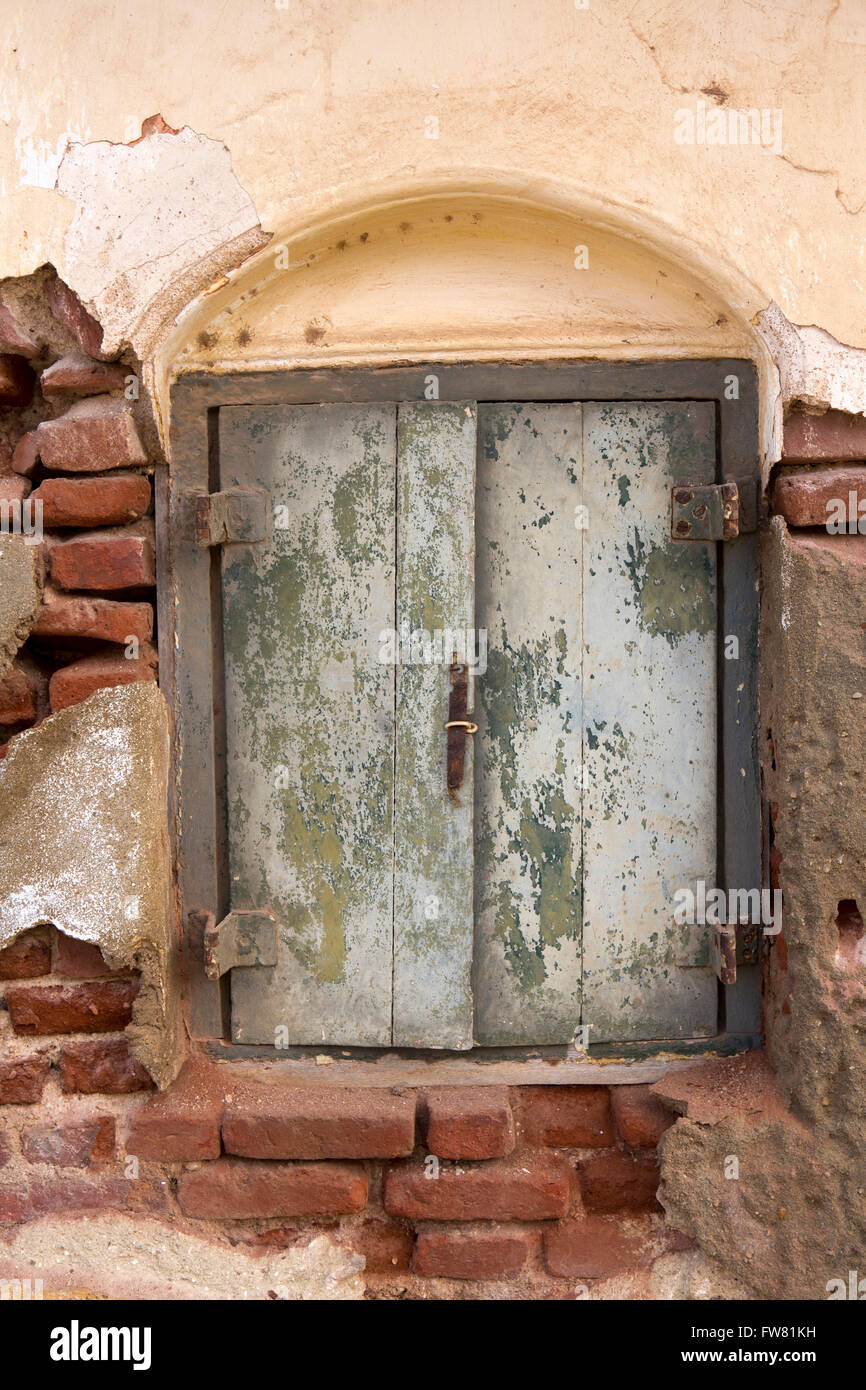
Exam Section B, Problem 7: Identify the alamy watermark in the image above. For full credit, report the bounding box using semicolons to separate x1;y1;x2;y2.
0;498;42;544
674;881;782;936
378;623;487;675
674;101;782;155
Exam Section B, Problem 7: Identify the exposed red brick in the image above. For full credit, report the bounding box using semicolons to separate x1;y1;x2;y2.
543;1215;646;1278
40;353;128;398
60;1037;153;1095
48;524;155;591
47;278;109;361
783;409;866;463
49;646;157;713
31;474;151;527
222;1085;416;1160
0;1054;50;1104
6;979;139;1035
126;1109;222;1162
577;1151;661;1214
53;931;122;979
0;304;40;359
22;1117;115;1168
0;474;31;504
10;431;39;477
0;663;37;726
0;932;51;980
773;466;866;528
514;1086;613;1148
341;1218;414;1273
412;1228;529;1279
384;1155;571;1221
34;589;153;645
36;398;146;473
177;1159;367;1220
610;1085;675;1150
0;1175;133;1223
0;354;35;407
421;1087;515;1159
132;114;181;143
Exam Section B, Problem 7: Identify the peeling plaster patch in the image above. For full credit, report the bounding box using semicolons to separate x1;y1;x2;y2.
588;1249;752;1301
0;1216;364;1301
755;302;866;417
0;683;180;1088
55;122;269;358
0;535;41;680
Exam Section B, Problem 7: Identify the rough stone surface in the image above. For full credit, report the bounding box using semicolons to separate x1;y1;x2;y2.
0;534;40;681
47;278;109;360
49;647;158;713
610;1084;676;1149
421;1086;515;1159
222;1085;416;1160
0;683;179;1087
40;352;128;397
0;353;35;406
0;931;51;980
654;520;866;1300
384;1156;571;1221
177;1159;368;1220
412;1229;530;1279
60;1038;154;1095
773;465;866;527
6;979;139;1035
31;474;151;527
0;1055;50;1105
577;1151;661;1214
35;397;147;473
513;1085;612;1147
33;589;153;645
0;661;37;724
48;524;155;590
0;303;40;358
543;1215;646;1278
0;1215;364;1300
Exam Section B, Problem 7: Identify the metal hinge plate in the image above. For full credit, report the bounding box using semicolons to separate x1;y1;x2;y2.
196;908;279;980
190;488;271;547
671;481;739;541
711;924;738;984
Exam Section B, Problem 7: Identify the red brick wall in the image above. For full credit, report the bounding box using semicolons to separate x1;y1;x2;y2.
0;273;157;740
0;924;686;1294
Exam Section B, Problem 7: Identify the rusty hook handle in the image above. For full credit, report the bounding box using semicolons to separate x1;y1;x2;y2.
446;654;473;805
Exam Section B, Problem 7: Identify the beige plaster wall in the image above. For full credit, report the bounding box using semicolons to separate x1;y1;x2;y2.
0;1;862;418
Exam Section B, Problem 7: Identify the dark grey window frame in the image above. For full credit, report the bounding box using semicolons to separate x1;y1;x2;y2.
162;360;763;1063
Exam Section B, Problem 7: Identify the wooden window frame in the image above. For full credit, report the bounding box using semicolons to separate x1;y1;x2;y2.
162;360;763;1070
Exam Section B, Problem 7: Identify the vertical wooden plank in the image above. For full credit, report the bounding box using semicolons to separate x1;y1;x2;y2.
473;404;584;1044
392;402;477;1048
168;393;225;1038
581;402;718;1042
219;403;396;1045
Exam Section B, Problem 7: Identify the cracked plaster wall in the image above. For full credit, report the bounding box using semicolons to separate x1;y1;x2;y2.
0;0;863;453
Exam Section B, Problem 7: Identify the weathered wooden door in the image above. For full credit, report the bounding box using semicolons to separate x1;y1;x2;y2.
217;399;718;1048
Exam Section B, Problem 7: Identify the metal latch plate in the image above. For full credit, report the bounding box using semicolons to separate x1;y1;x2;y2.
191;488;271;547
671;481;739;541
199;908;279;980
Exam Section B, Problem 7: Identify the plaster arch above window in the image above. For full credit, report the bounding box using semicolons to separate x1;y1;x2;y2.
158;184;775;470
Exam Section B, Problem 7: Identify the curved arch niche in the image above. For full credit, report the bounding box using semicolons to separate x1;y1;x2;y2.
167;191;758;377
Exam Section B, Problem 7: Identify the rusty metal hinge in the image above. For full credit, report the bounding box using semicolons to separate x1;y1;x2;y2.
193;908;279;980
189;488;271;547
710;918;763;983
671;481;739;541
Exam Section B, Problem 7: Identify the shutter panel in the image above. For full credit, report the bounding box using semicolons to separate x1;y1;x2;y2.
392;402;477;1048
220;404;397;1045
473;404;584;1044
580;402;718;1041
